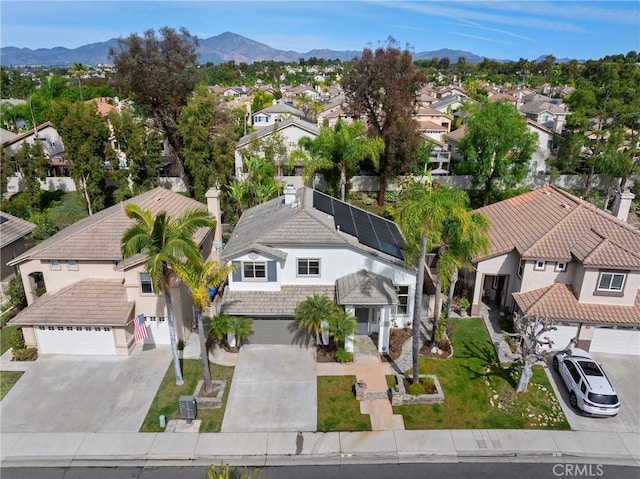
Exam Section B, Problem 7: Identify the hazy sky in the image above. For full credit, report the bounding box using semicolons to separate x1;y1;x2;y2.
2;1;639;61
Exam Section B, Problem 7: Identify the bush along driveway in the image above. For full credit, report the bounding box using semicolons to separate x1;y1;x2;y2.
392;318;570;430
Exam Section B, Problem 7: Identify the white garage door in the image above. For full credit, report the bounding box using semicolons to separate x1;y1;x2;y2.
547;324;579;351
36;326;116;355
591;327;640;355
144;317;170;345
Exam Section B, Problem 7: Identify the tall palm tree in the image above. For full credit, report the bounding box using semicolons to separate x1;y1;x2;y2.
70;62;88;101
175;257;235;394
294;294;337;345
121;203;215;385
300;121;384;202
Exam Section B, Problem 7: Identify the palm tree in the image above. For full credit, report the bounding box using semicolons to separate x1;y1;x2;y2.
294;294;338;345
300;121;384;202
121;203;215;385
175;257;235;394
70;62;88;101
327;309;357;349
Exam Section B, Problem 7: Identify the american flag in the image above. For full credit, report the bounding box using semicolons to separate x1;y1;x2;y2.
134;313;148;342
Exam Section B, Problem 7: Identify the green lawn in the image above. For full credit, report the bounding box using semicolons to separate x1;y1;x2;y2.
317;375;371;431
140;359;234;432
393;318;570;430
1;371;24;399
1;326;18;355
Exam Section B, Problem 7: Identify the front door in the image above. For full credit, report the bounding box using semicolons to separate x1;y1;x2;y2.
355;308;369;334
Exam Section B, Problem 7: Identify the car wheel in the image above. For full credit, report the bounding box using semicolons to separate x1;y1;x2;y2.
569;392;578;409
552;356;559;371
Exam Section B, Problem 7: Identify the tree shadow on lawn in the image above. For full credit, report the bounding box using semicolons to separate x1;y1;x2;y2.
457;339;518;389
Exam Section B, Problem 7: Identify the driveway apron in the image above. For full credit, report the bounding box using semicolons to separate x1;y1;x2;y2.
0;345;171;433
221;345;317;432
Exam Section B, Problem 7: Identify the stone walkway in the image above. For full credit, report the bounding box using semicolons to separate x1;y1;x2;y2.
386;318;432;374
478;304;515;364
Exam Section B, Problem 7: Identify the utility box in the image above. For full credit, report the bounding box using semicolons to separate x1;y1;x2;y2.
178;395;197;423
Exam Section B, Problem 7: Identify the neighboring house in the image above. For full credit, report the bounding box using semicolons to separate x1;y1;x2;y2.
413;106;452;135
525;119;560;175
469;186;640;355
430;94;469;116
7;186;221;355
422;137;451;175
2;122;67;177
519;101;568;134
235;118;319;178
218;186;419;353
0;211;35;298
252;103;305;128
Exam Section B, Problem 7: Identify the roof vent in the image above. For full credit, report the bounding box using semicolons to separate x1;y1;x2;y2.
284;184;297;205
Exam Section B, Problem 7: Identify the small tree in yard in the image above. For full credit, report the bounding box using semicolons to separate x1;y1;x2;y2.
507;313;556;393
327;309;357;357
294;294;338;345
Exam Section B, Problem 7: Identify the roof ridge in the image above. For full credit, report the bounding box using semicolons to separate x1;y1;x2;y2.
521;201;581;258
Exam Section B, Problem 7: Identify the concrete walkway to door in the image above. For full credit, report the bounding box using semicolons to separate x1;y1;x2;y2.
221;345;317;433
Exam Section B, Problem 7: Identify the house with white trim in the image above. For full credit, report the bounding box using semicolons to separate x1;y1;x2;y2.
218;186;420;353
469;186;640;355
7;186;222;355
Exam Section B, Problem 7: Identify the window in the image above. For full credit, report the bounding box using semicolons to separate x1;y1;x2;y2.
534;260;546;271
57;326;64;331
566;362;581;383
396;286;409;315
75;326;82;331
51;260;61;270
555;262;567;272
517;259;525;278
140;273;153;294
492;276;499;290
597;272;625;292
85;326;92;331
66;326;73;331
243;261;266;280
297;258;320;276
104;327;111;331
67;260;78;271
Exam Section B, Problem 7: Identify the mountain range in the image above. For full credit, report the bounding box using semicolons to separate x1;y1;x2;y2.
1;31;495;67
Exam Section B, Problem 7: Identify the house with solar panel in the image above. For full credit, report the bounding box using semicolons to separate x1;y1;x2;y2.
218;185;420;352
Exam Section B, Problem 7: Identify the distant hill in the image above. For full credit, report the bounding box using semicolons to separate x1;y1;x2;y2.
1;31;497;66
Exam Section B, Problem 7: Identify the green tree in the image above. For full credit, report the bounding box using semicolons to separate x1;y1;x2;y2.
50;100;109;215
177;85;239;201
456;100;537;206
294;294;338;345
121;204;216;385
251;90;273;114
174;257;235;394
327;309;357;348
14;141;48;207
70;62;88;101
342;39;426;205
109;27;200;189
299;121;384;201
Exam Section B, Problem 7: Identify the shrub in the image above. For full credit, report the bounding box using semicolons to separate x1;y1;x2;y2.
12;347;38;361
5;274;26;309
8;329;25;350
408;381;424;396
177;340;185;351
459;297;470;313
335;347;353;363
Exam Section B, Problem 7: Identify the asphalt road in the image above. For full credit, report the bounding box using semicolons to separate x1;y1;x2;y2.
2;463;639;479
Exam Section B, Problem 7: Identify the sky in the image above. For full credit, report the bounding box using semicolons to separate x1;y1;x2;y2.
1;1;639;61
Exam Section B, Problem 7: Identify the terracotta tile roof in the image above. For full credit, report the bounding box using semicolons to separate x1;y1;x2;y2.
475;186;640;269
220;285;335;315
513;283;640;326
336;270;398;305
9;187;211;266
417;120;447;131
445;125;467;141
9;279;134;326
0;211;35;248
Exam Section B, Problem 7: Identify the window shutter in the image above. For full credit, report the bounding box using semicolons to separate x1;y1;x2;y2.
267;261;277;282
232;261;241;282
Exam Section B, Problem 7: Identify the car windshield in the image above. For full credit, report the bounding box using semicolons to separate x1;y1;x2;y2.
588;393;619;405
578;361;604;376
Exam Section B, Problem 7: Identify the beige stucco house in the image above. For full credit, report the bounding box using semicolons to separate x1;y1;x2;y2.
470;186;640;355
8;186;222;355
0;211;35;299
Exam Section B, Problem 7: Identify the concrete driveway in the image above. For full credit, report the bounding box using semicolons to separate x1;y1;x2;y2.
546;352;640;433
221;345;316;433
0;346;171;433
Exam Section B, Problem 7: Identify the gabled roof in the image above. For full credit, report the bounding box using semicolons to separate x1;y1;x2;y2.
475;186;640;269
222;187;408;267
236;118;318;148
513;284;640;326
0;128;17;143
9;187;211;266
0;211;35;248
254;103;304;117
1;122;56;148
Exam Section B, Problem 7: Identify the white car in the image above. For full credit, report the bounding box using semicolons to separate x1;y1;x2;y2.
553;348;620;417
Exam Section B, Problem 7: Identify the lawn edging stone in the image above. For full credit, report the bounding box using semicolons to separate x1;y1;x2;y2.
391;374;444;406
193;379;226;409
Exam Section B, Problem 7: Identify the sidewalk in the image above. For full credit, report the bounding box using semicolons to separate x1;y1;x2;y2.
2;429;638;467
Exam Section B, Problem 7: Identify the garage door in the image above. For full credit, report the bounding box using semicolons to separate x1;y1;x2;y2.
590;327;640;355
547;323;579;351
247;318;311;346
36;326;116;355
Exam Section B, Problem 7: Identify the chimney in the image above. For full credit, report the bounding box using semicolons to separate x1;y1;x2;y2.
205;188;222;243
284;184;297;205
611;189;635;222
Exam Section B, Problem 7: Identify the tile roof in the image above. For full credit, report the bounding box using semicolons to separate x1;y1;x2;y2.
1;122;55;147
9;279;134;326
9;187;211;266
475;186;640;269
236;118;318;148
0;211;35;248
513;283;640;326
220;284;335;315
336;270;398;305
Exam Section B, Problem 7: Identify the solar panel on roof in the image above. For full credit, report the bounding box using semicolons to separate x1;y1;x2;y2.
352;208;380;248
313;190;334;215
370;216;404;259
0;216;7;224
333;201;358;236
